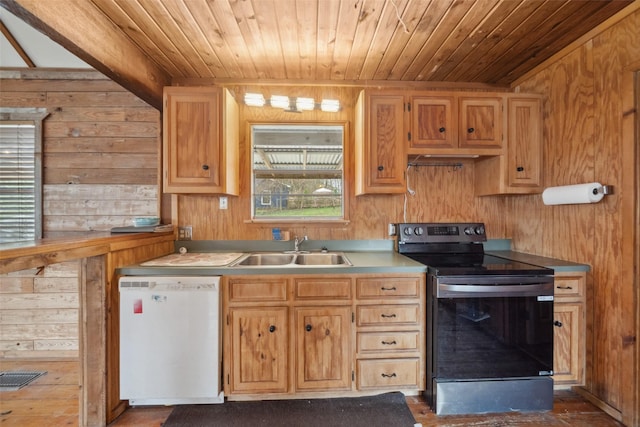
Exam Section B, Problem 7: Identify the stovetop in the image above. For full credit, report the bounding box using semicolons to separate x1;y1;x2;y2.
402;252;553;276
396;222;553;276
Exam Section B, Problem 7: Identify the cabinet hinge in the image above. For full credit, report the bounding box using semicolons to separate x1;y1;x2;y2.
408;131;411;141
227;374;229;385
352;312;355;323
352;370;355;381
405;102;411;112
226;314;229;325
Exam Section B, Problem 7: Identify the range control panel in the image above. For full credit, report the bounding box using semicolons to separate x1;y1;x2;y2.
397;222;487;244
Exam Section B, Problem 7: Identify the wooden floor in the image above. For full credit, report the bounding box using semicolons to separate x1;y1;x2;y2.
0;359;625;426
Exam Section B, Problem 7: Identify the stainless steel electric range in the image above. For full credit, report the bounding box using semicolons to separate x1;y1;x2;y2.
397;222;555;415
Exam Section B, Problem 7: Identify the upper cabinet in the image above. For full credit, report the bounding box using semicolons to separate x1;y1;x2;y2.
163;86;239;195
474;95;543;195
355;90;407;195
409;92;503;156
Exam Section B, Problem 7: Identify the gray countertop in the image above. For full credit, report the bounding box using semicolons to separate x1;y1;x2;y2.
488;250;590;272
116;239;589;276
117;250;427;276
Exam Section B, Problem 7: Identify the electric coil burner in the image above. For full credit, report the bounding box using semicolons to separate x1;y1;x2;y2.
397;223;555;415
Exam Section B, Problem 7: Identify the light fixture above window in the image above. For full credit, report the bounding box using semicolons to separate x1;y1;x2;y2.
244;93;340;112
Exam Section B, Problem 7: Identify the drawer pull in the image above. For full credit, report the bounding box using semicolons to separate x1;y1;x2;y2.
381;340;397;345
381;314;397;318
381;373;397;378
381;286;397;291
557;285;573;290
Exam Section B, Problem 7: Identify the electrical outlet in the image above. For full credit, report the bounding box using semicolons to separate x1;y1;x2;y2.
388;223;396;236
219;197;228;210
179;226;193;240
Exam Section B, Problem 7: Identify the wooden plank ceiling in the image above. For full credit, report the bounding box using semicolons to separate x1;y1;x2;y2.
0;0;634;110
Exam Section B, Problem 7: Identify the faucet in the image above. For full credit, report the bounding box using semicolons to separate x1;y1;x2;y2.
294;235;308;252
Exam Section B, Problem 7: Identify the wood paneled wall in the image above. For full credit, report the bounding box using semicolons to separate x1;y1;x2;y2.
0;261;79;358
0;72;161;234
509;8;639;426
176;85;508;241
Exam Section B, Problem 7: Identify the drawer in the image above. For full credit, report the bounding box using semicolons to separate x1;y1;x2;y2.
294;278;352;300
357;331;419;354
554;273;585;299
357;305;419;327
227;277;288;302
357;358;420;389
356;277;420;299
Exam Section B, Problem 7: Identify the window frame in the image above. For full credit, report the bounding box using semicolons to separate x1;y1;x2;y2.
0;107;48;242
248;121;350;224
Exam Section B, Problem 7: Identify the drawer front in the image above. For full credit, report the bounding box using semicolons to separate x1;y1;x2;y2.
228;278;288;302
357;305;419;327
357;358;419;389
554;274;585;299
357;331;419;353
294;278;352;300
356;277;420;299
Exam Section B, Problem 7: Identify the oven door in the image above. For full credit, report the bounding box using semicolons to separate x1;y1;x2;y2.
429;274;554;382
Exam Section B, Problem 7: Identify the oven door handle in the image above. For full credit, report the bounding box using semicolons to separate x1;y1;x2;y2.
437;282;553;298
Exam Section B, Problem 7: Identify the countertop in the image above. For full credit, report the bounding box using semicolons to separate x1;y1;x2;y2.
117;250;427;276
117;239;590;276
488;250;590;273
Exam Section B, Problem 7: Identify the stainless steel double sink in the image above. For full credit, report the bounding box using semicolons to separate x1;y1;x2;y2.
232;252;351;267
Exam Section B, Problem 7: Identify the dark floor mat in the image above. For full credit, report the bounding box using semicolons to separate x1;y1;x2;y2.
163;392;418;427
0;371;47;391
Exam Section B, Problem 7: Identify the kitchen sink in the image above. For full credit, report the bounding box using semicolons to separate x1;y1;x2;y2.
232;252;351;267
235;253;295;266
294;253;350;266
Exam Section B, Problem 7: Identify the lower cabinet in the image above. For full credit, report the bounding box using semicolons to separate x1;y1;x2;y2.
223;273;425;399
227;307;288;394
295;307;352;391
553;271;586;388
355;276;424;391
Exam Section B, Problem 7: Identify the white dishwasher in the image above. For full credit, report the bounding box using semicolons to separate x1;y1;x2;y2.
119;276;223;405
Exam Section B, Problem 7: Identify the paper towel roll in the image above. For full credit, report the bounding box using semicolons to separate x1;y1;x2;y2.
542;182;604;205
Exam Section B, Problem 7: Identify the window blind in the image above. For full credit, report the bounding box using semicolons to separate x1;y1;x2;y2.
0;122;36;243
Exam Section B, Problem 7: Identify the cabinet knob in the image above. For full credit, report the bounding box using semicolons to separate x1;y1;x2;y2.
202;164;210;171
305;324;312;332
377;165;384;171
554;320;563;327
467;127;475;133
269;325;276;333
516;166;524;172
439;127;446;133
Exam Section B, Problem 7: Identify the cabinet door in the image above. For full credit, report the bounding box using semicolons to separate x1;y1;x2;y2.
507;97;542;187
459;96;503;149
355;92;406;194
553;303;584;386
228;307;288;393
164;87;220;192
410;96;456;150
295;307;352;391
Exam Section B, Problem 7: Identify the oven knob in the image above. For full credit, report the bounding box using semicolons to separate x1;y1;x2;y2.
414;227;424;236
474;225;485;235
403;227;413;236
464;227;474;235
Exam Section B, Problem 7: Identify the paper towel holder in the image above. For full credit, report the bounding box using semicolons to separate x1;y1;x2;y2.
596;185;614;195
